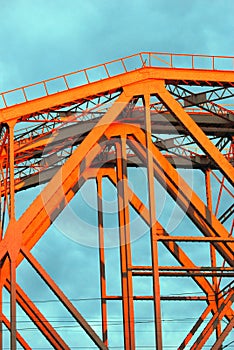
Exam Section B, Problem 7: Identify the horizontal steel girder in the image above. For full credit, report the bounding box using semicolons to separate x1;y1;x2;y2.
0;67;234;124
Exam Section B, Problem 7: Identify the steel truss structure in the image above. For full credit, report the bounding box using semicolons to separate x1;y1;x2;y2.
0;52;233;349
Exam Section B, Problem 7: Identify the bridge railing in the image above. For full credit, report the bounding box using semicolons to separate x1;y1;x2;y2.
0;52;233;108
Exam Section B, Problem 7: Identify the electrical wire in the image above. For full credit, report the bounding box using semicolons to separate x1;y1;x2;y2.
1;289;228;305
2;293;232;347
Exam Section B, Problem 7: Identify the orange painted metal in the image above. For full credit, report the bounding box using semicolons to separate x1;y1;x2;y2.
4;279;69;349
2;313;31;349
205;169;222;339
156;83;234;185
211;317;234;350
107;172;233;321
178;304;213;349
116;139;135;349
190;289;234;350
97;176;108;346
126;128;233;264
21;246;108;350
0;52;233;349
144;94;162;349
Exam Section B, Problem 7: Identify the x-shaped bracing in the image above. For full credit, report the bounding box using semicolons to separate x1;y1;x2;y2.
0;81;233;348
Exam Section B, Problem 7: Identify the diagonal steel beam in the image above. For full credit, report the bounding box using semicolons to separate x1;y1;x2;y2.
211;316;234;350
190;289;234;350
156;82;234;185
167;85;234;106
178;303;213;350
2;313;31;350
20;91;132;250
167;85;234;121
107;170;234;345
20;246;108;350
0;91;132;347
4;280;69;349
103;122;232;254
0;91;132;265
126;129;233;265
106;166;233;321
107;172;217;300
0;78;233;348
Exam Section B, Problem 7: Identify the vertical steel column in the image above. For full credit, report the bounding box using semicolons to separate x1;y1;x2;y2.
8;123;17;350
97;175;108;346
205;170;217;286
205;169;222;340
144;94;163;349
0;268;2;350
116;138;135;350
0;209;2;349
21;247;108;350
9;124;15;220
2;314;32;349
10;258;17;350
0;156;5;349
4;279;69;349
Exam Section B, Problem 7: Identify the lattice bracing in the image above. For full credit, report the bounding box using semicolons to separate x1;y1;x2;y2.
0;52;233;349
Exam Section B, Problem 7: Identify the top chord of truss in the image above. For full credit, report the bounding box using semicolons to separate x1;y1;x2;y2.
1;52;234;108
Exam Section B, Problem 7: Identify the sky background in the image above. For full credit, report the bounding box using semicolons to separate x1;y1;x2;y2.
0;0;233;349
1;0;234;91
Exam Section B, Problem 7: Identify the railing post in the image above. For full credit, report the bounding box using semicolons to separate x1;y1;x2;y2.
192;55;194;69
103;64;110;77
121;59;127;72
63;76;70;90
43;82;49;96
212;56;215;70
139;53;145;66
1;94;7;107
84;69;90;83
22;88;27;102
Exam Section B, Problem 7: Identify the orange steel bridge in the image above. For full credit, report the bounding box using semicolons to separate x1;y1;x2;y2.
0;52;233;349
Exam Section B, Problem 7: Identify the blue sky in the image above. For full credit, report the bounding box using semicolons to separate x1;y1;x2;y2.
1;0;234;91
0;0;233;349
